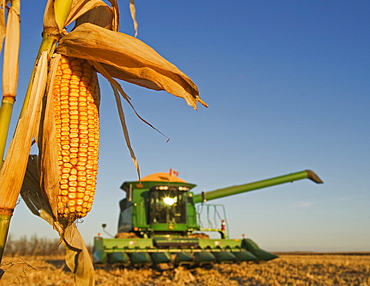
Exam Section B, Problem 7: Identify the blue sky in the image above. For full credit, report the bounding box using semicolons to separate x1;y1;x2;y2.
3;1;369;252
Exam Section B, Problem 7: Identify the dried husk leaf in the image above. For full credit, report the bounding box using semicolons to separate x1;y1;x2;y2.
112;85;140;178
66;0;115;30
0;2;7;52
129;0;138;37
43;0;59;35
63;224;95;286
105;0;119;31
36;54;61;218
21;156;95;286
44;0;111;35
57;23;207;109
21;155;54;225
2;4;20;97
91;60;169;169
35;54;101;220
90;61;140;178
0;52;48;210
91;59;170;140
44;0;118;40
74;4;114;30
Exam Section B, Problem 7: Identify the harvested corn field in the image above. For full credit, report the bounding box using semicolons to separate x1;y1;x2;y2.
0;254;369;285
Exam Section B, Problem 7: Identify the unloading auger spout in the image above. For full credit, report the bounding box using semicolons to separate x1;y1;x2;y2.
193;170;323;204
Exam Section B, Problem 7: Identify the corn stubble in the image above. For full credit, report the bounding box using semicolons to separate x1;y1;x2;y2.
53;55;100;219
0;254;369;285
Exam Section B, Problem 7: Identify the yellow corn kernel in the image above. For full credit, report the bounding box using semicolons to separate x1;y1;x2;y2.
54;55;100;220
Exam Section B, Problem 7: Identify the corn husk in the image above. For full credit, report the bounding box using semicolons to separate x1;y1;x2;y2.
19;53;95;285
68;0;118;31
42;0;59;36
21;155;94;286
44;0;116;36
91;61;141;177
74;4;114;30
56;23;207;109
0;52;48;211
37;54;61;219
0;1;8;52
129;0;138;37
2;2;20;98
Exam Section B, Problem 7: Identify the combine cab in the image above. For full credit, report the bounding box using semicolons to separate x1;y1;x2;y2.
93;170;323;267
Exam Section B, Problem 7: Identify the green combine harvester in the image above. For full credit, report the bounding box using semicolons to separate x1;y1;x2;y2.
93;170;323;267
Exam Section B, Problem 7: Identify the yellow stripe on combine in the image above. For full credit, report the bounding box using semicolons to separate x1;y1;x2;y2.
53;55;100;219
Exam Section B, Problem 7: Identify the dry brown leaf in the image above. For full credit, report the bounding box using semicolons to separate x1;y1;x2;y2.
57;23;207;109
21;155;95;286
129;0;138;37
105;0;119;31
63;224;95;286
0;2;7;53
35;54;100;219
90;61;141;178
37;54;61;218
67;0;115;29
91;60;169;170
112;85;141;179
0;52;48;210
44;0;112;35
2;4;20;97
43;0;59;35
74;4;114;29
21;155;54;224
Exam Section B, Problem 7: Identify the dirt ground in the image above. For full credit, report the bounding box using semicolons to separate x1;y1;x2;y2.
0;254;369;285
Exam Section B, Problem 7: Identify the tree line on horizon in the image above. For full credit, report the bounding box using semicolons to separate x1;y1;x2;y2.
3;234;92;257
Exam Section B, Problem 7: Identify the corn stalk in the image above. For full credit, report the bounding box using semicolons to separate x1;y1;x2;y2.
0;0;20;168
0;0;72;270
0;1;206;284
0;0;20;270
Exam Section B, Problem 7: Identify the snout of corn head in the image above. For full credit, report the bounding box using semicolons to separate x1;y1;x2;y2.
53;55;100;220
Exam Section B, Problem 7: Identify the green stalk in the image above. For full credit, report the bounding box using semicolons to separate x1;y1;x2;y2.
0;213;11;266
0;98;15;169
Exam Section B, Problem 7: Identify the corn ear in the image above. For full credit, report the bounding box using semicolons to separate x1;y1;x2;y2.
52;55;100;219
